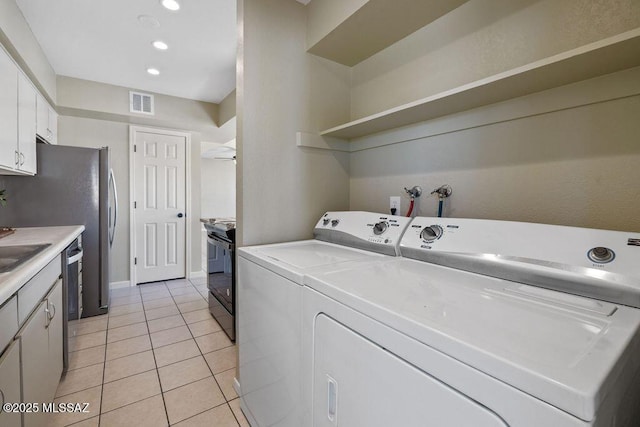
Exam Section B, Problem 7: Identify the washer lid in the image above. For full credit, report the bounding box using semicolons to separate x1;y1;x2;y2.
239;240;383;283
304;259;640;422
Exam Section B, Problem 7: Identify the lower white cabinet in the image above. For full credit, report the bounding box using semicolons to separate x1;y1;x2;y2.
0;340;21;427
18;278;63;427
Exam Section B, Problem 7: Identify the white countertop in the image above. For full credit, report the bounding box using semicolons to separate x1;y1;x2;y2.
0;226;84;306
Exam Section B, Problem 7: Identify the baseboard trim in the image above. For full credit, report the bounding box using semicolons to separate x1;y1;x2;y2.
110;280;132;289
189;270;206;279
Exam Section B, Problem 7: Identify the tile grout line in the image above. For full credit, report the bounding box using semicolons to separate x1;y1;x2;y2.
168;277;241;426
140;281;172;426
68;279;237;426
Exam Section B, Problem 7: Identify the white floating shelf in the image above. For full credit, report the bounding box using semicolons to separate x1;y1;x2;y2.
320;28;640;140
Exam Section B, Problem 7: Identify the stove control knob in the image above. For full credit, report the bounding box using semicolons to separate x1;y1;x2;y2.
331;219;340;227
323;218;330;226
588;247;615;263
420;225;443;243
373;221;388;235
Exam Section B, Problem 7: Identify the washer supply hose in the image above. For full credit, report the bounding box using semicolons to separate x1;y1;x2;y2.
406;199;414;217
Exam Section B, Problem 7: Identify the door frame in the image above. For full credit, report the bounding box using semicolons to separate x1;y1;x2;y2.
129;125;192;286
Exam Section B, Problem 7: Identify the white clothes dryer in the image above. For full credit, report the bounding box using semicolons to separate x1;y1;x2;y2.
237;211;412;427
303;217;640;427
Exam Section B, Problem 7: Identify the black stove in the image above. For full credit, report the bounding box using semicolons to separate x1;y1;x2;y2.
205;219;236;341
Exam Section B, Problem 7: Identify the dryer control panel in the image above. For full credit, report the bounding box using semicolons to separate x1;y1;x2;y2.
400;216;640;308
314;212;412;256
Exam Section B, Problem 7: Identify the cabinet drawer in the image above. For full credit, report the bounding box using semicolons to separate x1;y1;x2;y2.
0;296;18;354
18;254;61;324
0;339;21;427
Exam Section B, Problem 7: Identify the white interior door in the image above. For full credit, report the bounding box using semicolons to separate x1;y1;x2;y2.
134;130;186;284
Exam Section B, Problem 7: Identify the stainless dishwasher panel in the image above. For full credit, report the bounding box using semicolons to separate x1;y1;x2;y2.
62;237;83;372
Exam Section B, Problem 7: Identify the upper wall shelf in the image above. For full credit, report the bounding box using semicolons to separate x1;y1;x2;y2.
320;29;640;140
307;0;469;66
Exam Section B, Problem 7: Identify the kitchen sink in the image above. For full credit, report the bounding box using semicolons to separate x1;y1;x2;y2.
0;244;51;273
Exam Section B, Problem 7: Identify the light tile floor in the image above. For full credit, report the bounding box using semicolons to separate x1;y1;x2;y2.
47;278;249;427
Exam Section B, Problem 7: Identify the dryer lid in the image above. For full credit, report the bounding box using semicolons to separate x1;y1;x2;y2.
304;259;640;422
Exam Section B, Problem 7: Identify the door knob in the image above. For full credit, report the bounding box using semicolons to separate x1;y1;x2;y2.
177;213;184;218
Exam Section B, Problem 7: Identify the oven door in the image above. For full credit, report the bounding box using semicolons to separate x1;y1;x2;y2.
207;234;234;314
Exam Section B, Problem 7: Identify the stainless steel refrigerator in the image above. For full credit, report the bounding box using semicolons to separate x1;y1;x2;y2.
0;143;116;317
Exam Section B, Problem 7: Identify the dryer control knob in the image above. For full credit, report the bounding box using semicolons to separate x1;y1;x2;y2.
420;225;443;243
323;218;330;226
331;219;340;227
373;221;388;235
588;247;615;263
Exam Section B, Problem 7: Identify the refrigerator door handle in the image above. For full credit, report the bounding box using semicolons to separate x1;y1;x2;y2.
109;168;118;247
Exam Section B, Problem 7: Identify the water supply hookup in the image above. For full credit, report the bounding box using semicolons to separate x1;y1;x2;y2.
431;185;452;217
404;186;422;217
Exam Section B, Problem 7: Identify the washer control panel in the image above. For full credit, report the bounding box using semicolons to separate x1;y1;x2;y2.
587;247;615;264
420;225;443;243
400;216;640;274
314;212;412;255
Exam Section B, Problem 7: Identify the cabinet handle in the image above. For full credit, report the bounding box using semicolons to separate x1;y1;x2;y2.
19;152;24;166
44;306;51;328
48;302;56;321
44;302;55;328
14;150;19;166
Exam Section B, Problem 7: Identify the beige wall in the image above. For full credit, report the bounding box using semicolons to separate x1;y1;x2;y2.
58;116;129;282
350;0;640;119
0;0;56;102
237;0;351;247
306;0;367;48
59;117;205;283
347;0;640;234
201;158;236;219
57;76;222;140
218;90;236;127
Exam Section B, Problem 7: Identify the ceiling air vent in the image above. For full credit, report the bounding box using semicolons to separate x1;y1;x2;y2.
130;91;154;115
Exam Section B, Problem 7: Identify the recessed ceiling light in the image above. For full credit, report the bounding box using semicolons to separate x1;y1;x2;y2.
147;68;160;76
152;40;169;50
137;15;160;28
161;0;180;11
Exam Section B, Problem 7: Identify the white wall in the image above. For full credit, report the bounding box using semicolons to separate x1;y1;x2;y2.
0;0;56;102
236;0;351;247
347;0;640;232
201;158;236;219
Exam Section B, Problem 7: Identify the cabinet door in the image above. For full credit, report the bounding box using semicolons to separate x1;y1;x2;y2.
48;106;58;145
18;72;37;174
19;300;51;427
0;47;18;170
0;340;21;427
46;279;64;394
36;92;48;141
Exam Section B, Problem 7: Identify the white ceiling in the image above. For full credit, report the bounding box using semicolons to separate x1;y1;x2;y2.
16;0;237;104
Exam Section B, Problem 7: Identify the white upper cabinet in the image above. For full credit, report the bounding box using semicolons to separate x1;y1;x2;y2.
0;46;18;171
36;93;57;144
18;72;37;174
0;45;39;175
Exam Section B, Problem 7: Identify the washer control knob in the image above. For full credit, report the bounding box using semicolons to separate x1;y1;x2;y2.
322;218;330;226
331;219;340;227
373;221;388;235
420;225;443;243
588;247;615;263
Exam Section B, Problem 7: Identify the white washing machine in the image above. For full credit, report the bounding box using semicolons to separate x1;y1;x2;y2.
237;211;412;426
303;217;640;427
